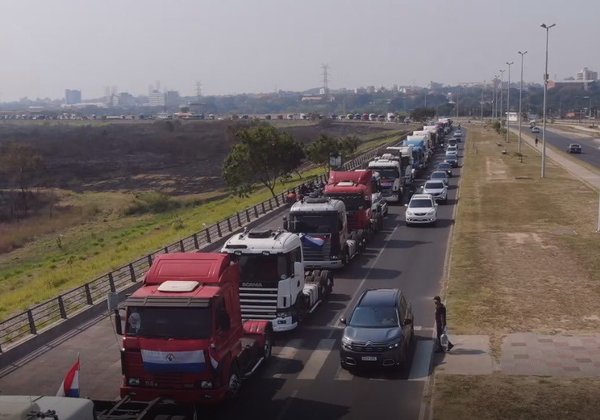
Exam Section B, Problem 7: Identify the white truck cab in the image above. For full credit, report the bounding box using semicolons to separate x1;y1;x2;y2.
368;155;402;203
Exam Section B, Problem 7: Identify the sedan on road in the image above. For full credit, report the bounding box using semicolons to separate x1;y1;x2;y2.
429;170;449;186
436;162;453;177
421;180;448;203
404;193;438;226
340;288;414;371
567;143;582;153
444;155;459;168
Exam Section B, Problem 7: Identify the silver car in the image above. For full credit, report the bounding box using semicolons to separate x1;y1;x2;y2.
421;180;448;203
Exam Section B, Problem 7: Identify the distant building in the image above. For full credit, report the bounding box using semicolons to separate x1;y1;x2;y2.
548;79;596;91
65;89;81;105
118;92;136;107
148;90;165;107
576;67;598;81
165;90;181;108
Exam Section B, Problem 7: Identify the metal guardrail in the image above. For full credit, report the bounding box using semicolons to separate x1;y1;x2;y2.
0;133;409;353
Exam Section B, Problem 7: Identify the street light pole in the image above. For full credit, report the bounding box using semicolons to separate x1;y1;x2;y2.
506;61;514;142
518;51;528;154
541;23;556;179
493;74;498;119
499;69;505;123
480;80;485;120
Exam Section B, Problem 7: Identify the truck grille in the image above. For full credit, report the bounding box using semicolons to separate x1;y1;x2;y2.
302;233;332;262
239;287;278;320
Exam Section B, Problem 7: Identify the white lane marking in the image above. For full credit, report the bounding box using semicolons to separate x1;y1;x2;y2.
272;339;302;378
329;224;400;333
334;365;354;381
297;339;336;380
414;325;423;331
409;339;435;381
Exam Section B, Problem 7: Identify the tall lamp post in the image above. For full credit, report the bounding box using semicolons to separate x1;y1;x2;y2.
493;74;499;119
506;61;514;142
499;69;505;123
517;51;528;154
541;23;556;179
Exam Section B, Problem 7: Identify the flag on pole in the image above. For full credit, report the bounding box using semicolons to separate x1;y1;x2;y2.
299;233;325;248
56;357;80;398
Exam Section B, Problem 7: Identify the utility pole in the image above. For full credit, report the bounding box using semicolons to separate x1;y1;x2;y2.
518;51;528;155
499;69;505;124
506;61;514;142
321;64;329;100
541;23;556;179
480;80;485;120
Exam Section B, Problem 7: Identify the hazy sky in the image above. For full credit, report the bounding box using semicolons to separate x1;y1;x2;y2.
0;0;598;101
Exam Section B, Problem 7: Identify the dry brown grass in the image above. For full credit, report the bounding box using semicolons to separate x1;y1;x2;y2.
433;374;600;420
447;124;600;339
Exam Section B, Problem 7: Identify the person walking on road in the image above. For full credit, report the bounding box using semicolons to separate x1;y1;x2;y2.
434;296;454;353
535;137;539;147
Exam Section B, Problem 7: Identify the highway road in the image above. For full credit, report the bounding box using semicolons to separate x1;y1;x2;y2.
0;131;465;419
538;125;600;169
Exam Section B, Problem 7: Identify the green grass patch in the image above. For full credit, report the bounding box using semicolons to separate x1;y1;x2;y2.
447;125;600;341
434;374;600;420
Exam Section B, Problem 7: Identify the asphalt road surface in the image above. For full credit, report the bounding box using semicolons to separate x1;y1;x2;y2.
0;131;465;420
538;125;600;169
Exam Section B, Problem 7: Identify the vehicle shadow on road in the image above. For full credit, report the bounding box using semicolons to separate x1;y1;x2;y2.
382;239;431;249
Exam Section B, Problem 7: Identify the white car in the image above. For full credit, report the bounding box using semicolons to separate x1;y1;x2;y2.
404;194;438;226
531;126;540;133
421;181;448;203
429;170;449;186
446;145;458;153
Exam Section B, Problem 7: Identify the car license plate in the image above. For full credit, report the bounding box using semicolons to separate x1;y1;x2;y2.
361;356;377;361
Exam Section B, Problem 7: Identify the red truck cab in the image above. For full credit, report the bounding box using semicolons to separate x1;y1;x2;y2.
116;253;271;405
324;170;374;242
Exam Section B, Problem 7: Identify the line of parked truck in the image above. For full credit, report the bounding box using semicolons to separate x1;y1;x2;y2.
1;119;456;419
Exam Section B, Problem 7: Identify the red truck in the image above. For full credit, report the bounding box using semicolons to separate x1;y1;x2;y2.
114;253;272;406
324;170;376;249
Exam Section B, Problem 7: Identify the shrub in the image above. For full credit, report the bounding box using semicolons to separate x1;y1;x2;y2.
125;192;180;215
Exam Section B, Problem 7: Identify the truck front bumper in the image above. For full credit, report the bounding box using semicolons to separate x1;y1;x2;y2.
121;385;228;405
305;260;344;269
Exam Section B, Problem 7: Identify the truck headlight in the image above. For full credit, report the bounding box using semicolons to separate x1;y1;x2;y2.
200;381;213;389
128;377;140;386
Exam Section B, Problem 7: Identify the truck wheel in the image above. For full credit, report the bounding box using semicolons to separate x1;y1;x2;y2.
225;364;242;401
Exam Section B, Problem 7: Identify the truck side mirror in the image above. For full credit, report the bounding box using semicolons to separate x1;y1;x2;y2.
114;309;123;335
283;216;289;231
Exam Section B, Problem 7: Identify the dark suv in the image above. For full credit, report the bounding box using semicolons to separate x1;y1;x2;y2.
340;288;414;370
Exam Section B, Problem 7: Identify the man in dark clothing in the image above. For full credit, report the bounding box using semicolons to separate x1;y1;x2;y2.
434;296;454;352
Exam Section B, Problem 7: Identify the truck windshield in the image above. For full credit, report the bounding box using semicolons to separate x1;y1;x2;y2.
325;194;367;211
126;307;212;339
237;254;291;285
288;213;337;233
376;168;400;179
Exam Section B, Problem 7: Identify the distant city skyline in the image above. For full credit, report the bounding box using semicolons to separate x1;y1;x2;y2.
0;0;598;102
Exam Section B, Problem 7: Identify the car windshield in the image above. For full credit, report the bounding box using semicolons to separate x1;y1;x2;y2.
437;164;450;169
409;199;433;208
126;306;212;339
349;305;398;328
425;182;444;189
431;172;445;179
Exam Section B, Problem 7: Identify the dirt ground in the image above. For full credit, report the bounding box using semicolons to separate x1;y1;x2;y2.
0;120;400;195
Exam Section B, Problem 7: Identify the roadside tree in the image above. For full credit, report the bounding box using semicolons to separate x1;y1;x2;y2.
223;124;304;200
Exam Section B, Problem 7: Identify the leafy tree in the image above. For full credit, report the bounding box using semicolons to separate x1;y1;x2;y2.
410;107;435;122
223;124;303;199
339;135;360;157
305;134;339;165
0;142;44;199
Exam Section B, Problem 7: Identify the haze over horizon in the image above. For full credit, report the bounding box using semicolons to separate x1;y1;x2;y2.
0;0;598;102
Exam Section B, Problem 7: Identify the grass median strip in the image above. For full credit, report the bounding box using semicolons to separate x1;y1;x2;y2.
432;123;600;419
434;374;600;420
